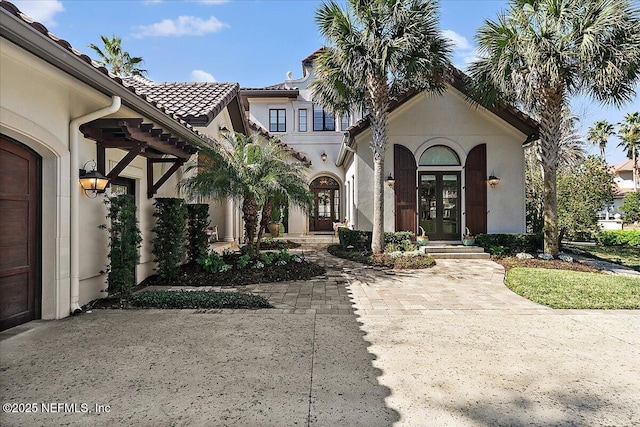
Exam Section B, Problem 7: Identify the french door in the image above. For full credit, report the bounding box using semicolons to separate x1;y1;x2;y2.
310;176;339;232
418;172;460;240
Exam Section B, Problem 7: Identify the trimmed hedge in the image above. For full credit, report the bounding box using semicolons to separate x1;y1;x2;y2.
186;204;210;264
338;229;415;250
130;290;272;309
596;230;640;247
475;233;543;256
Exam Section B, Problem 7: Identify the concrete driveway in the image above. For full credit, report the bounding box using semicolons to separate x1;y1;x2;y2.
1;250;639;426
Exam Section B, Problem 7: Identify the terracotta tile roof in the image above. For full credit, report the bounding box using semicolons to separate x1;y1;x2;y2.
0;0;220;143
246;119;310;165
612;158;636;173
121;76;240;125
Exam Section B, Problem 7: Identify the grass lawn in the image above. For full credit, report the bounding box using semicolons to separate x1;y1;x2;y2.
567;244;640;272
506;267;640;309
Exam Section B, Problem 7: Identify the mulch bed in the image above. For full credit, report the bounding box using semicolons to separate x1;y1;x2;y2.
139;258;325;288
496;257;601;273
259;240;301;250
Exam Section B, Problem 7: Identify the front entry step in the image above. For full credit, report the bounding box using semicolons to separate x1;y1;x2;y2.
421;244;490;259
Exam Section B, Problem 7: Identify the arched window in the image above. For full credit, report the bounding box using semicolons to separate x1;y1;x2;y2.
419;145;461;166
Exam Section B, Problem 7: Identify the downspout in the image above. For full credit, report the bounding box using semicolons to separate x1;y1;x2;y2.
69;96;121;315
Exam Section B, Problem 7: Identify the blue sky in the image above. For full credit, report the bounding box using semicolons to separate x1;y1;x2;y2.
12;0;639;164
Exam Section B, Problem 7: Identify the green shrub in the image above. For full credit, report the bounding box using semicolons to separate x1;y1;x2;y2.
186;204;209;264
198;252;232;273
475;233;542;256
101;194;141;299
596;230;640;247
130;290;272;309
338;228;373;250
328;245;435;269
384;231;415;245
152;198;187;281
236;253;251;270
620;191;640;223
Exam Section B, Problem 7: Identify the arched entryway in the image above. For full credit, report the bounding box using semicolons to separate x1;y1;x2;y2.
309;176;340;232
0;136;41;331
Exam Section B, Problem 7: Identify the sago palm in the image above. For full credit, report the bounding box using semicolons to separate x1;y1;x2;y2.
618;111;640;191
587;120;615;159
88;35;147;77
469;0;640;255
179;133;312;257
312;0;451;253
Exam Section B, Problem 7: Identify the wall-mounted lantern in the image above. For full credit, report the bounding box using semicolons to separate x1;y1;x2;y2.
386;174;395;188
79;160;110;198
487;171;501;188
321;151;328;162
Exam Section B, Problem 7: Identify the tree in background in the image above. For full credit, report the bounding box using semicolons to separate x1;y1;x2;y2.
620;191;640;223
88;35;147;77
180;133;312;257
587;120;615;159
617;112;640;191
469;0;640;255
312;0;451;253
557;156;614;241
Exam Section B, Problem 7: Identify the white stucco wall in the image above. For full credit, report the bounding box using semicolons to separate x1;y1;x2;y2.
351;88;528;237
1;38;229;319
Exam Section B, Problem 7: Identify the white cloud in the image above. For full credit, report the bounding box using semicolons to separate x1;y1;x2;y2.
132;15;228;38
190;70;217;82
442;29;472;51
12;0;64;26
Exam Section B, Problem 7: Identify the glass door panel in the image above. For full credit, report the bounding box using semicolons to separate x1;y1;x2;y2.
418;172;460;240
419;174;437;234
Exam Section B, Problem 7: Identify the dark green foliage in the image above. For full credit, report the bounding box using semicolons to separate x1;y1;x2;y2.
596;230;640;247
475;233;543;256
384;231;415;245
198;252;232;273
152;198;187;281
186;204;210;263
620;192;640;223
130;290;272;309
102;195;141;298
338;228;373;250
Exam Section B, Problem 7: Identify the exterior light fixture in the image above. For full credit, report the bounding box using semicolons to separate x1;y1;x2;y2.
219;124;230;134
79;160;109;198
386;174;395;188
487;171;500;188
321;151;328;162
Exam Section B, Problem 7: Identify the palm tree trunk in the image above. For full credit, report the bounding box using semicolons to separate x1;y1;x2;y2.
368;75;389;254
539;89;563;256
242;195;258;257
256;200;273;253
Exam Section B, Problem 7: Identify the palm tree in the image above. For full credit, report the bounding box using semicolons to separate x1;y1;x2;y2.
618;112;640;191
587;120;615;159
469;0;640;256
88;35;147;77
179;133;312;257
312;0;451;253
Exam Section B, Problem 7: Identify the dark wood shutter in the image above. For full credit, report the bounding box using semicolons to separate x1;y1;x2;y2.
464;143;487;234
1;137;40;331
394;144;417;233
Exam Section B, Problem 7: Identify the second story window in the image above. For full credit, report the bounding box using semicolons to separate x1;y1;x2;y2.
341;114;350;131
299;109;307;132
269;109;286;132
313;104;335;131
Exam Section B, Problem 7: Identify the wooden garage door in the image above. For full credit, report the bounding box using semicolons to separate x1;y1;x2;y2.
0;136;40;331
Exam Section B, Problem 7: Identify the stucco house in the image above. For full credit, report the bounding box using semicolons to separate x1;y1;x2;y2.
608;159;638;218
242;50;539;239
0;2;247;330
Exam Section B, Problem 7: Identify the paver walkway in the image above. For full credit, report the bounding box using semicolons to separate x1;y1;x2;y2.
147;249;548;315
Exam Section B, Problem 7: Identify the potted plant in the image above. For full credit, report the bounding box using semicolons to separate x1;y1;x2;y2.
462;227;475;246
416;226;429;246
268;220;281;238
